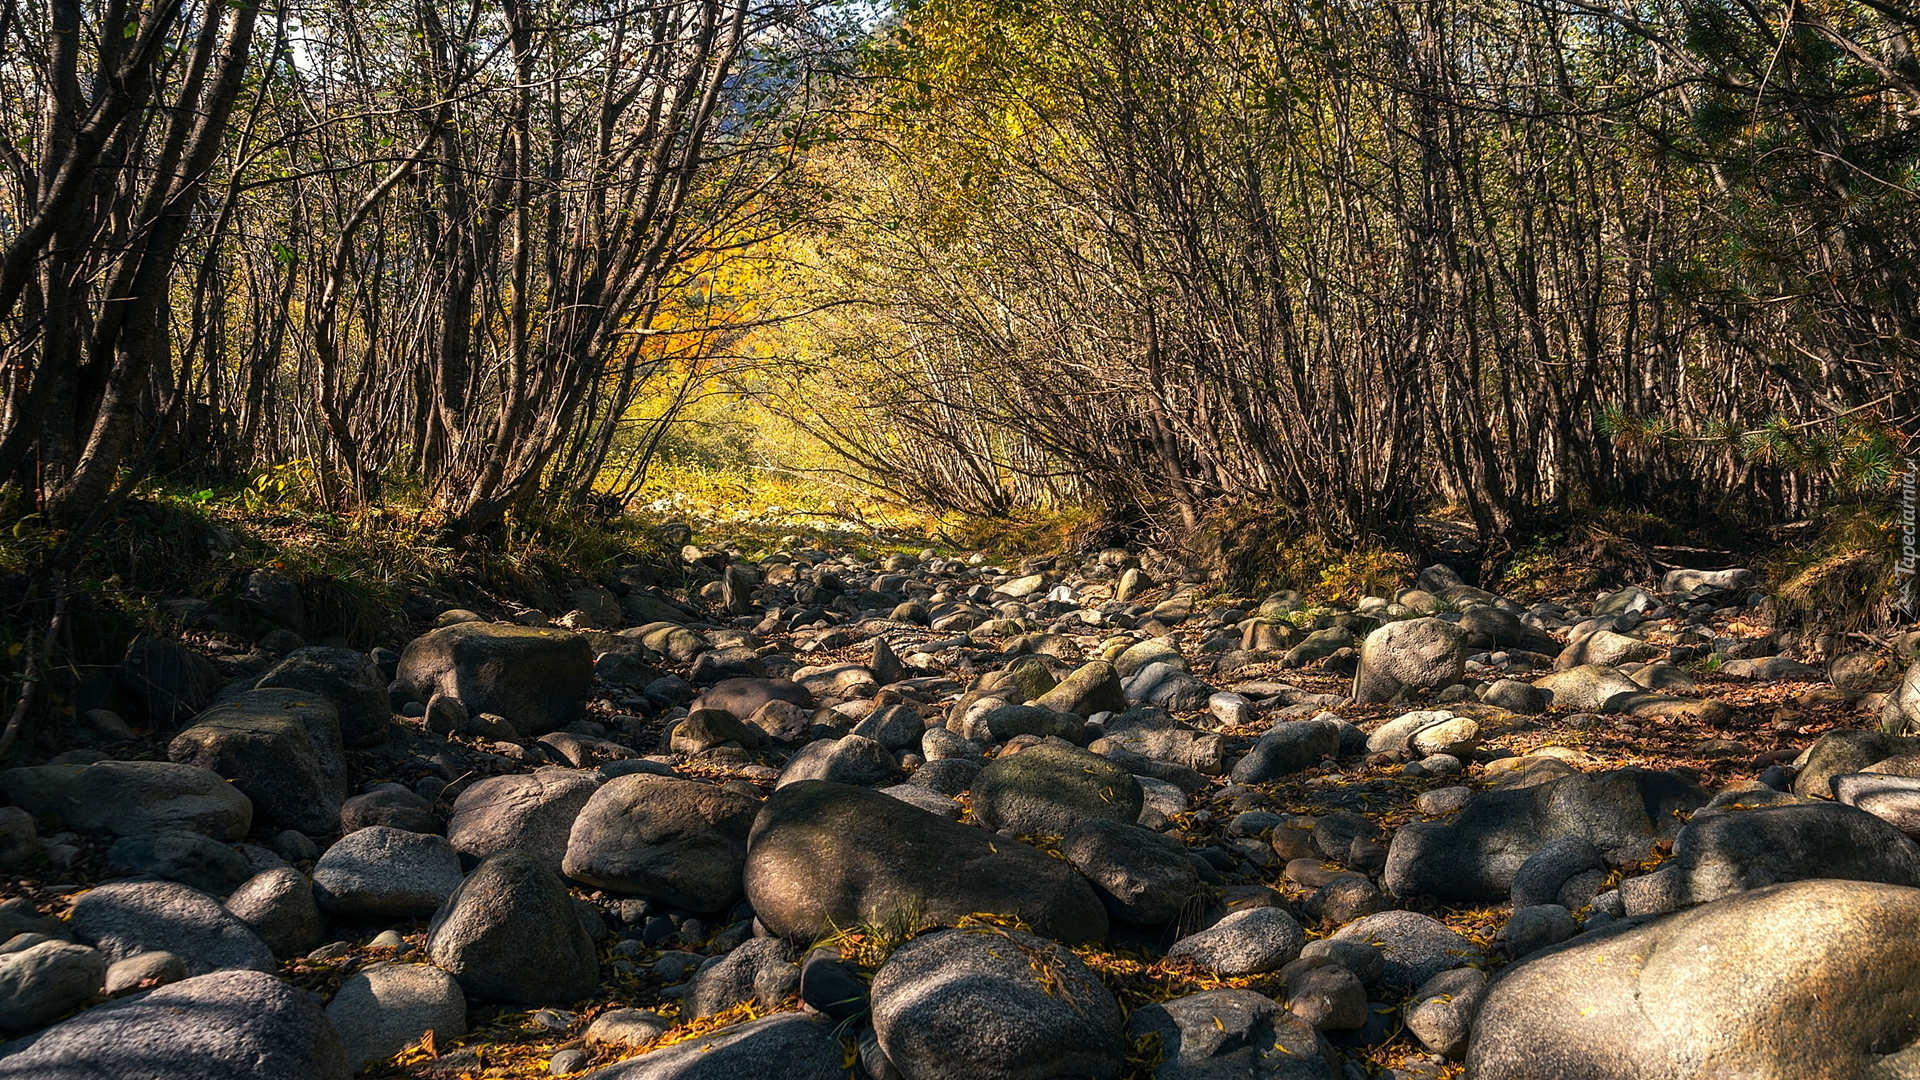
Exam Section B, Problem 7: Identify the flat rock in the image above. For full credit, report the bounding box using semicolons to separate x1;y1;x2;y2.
1125;988;1338;1079
743;781;1108;945
1165;907;1305;976
578;1013;845;1079
69;881;275;976
971;742;1142;835
391;622;593;736
0;969;349;1080
447;767;602;873
0;760;252;840
312;826;465;918
1328;910;1481;991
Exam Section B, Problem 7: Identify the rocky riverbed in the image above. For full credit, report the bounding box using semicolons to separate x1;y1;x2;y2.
1;540;1915;1080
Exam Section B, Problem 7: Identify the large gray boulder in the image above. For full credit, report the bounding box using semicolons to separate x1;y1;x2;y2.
0;760;251;840
427;851;600;1006
562;773;757;912
325;962;467;1070
1352;618;1466;703
1060;818;1201;926
971;742;1143;835
167;689;347;834
743;781;1108;945
0;969;349;1080
312;826;465;919
577;1013;845;1079
1125;988;1340;1080
1383;768;1707;901
254;647;391;747
870;926;1125;1080
446;767;601;873
391;622;592;736
1621;801;1920;915
69;881;275;976
1469;879;1920;1080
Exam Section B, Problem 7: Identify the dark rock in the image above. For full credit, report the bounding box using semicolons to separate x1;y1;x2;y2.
1032;661;1128;717
255;647;391;747
108;831;251;895
117;637;221;726
1277;957;1368;1031
427;851;600;1006
313;826;464;919
799;952;869;1020
1508;837;1607;909
447;767;602;873
1229;720;1340;783
341;784;442;835
168;689;346;834
1060;818;1202;926
870;926;1124;1080
743;781;1108;945
0;940;105;1034
1125;988;1339;1079
1505;904;1578;959
1405;967;1487;1059
776;734;899;788
391;623;593;736
1;760;252;840
1165;907;1306;975
972;742;1143;835
1328;911;1481;991
0;969;349;1080
325;962;466;1070
224;866;322;958
562;773;757;912
683;937;798;1018
1383;768;1707;901
69;881;275;976
688;678;815;722
1623;801;1920;915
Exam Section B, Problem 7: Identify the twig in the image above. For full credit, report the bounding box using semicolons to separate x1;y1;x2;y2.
0;569;66;761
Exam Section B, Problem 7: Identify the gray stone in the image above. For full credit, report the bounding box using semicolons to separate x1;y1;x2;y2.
1468;879;1920;1079
255;647;391;747
325;962;467;1069
849;702;927;750
1531;665;1642;713
168;690;345;834
1061;818;1201;926
1230;720;1341;783
1404;966;1487;1059
563;773;757;912
670;709;766;753
0;940;105;1034
776;733;899;788
1098;709;1227;774
1505;904;1578;959
1383;768;1707;901
427;851;600;1006
578;1013;845;1079
688;678;814;723
69;881;275;976
1166;907;1306;976
1328;910;1481;991
224;867;323;958
1624;801;1920;914
313;827;464;918
0;969;349;1080
1834;772;1920;836
392;622;593;736
1278;958;1368;1032
1126;988;1338;1079
585;1008;671;1049
1556;630;1660;670
103;951;187;995
448;767;602;873
107;830;251;895
972;742;1143;835
1793;728;1907;797
341;784;442;835
0;760;252;840
871;926;1124;1080
1509;837;1607;909
744;781;1108;945
683;937;799;1018
1297;939;1385;986
1124;662;1216;712
1353;619;1467;703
